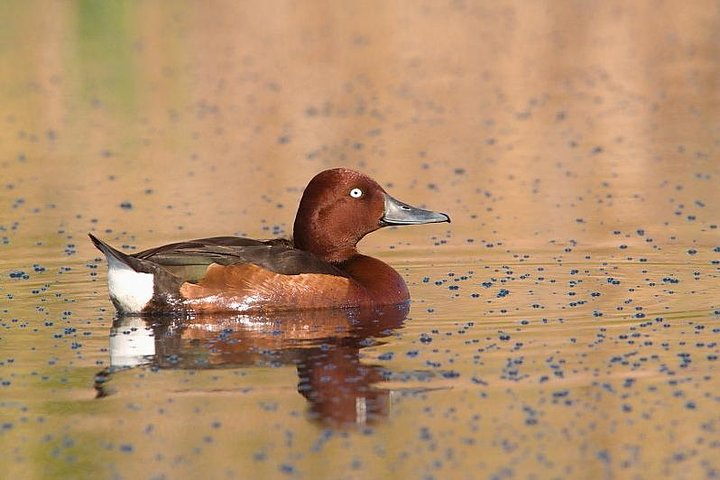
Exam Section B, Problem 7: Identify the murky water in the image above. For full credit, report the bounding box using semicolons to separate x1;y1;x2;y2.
1;1;719;479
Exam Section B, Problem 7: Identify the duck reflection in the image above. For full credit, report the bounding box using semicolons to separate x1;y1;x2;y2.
96;303;408;426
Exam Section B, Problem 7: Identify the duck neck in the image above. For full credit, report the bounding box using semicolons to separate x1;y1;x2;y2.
293;226;360;264
324;246;359;264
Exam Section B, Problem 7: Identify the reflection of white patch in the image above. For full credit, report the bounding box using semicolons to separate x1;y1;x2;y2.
106;255;154;314
356;396;367;424
110;317;156;367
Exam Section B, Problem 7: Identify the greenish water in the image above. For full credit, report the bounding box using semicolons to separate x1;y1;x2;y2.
1;1;719;479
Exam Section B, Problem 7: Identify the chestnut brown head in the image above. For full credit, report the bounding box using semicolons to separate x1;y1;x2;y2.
293;168;449;262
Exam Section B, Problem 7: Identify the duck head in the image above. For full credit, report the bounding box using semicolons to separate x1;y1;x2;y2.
293;168;450;263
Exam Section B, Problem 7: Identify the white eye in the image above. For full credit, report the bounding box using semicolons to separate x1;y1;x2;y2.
349;188;363;198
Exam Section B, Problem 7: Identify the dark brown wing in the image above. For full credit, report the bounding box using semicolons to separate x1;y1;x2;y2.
131;236;348;282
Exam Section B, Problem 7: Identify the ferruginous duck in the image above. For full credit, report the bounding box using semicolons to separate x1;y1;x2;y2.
89;168;450;315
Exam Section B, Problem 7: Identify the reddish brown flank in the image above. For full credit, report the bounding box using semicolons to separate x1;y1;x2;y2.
179;263;365;312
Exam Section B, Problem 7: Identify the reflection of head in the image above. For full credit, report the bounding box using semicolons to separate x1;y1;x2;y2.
297;344;390;426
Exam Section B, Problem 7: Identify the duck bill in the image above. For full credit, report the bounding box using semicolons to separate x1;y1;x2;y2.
381;193;451;226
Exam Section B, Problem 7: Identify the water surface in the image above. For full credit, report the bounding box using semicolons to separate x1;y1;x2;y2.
1;1;719;479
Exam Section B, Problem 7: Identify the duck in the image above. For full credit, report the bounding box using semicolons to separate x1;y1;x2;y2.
89;168;450;315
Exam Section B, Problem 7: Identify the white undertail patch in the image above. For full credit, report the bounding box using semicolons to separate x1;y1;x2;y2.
106;255;154;314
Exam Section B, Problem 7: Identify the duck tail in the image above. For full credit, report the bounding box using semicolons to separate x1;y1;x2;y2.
89;233;172;314
88;233;149;273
